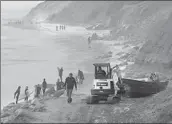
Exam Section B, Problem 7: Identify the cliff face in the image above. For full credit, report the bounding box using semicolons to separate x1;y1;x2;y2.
46;1;114;25
24;1;140;25
136;12;172;67
25;1;172;66
23;1;72;22
108;1;172;66
110;1;172;42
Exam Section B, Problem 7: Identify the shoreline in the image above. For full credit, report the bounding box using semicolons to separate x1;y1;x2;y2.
1;22;112;113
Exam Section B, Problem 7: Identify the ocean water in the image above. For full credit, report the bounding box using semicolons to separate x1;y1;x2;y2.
1;24;109;108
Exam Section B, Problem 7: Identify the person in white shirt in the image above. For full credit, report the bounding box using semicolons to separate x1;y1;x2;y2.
111;68;120;96
112;65;123;84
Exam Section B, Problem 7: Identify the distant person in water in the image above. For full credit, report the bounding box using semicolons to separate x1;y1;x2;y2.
14;86;21;104
64;25;66;30
24;86;29;102
88;36;92;48
42;78;47;95
56;26;58;31
64;73;77;103
57;67;63;82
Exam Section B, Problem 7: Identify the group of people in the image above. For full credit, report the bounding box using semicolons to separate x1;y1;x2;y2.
8;20;23;25
14;79;48;104
14;63;123;104
56;67;85;102
56;25;66;31
14;66;84;104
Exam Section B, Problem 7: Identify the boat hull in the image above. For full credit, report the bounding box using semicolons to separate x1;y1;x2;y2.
122;78;169;98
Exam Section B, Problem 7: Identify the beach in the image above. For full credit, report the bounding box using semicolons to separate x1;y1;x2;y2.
1;22;172;123
1;23;113;108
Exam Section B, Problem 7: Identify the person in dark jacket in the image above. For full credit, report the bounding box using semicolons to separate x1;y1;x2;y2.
14;86;21;104
64;73;77;102
97;66;106;78
42;78;47;95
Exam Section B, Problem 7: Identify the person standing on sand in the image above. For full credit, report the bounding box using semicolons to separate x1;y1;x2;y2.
34;84;41;98
113;65;123;84
64;73;77;103
112;65;125;96
34;85;37;98
24;86;29;102
42;79;47;95
56;78;62;91
77;69;84;84
14;86;21;104
57;67;63;82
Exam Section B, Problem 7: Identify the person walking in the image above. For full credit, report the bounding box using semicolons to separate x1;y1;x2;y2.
64;73;77;103
42;78;47;95
14;86;21;104
77;69;84;84
24;86;29;102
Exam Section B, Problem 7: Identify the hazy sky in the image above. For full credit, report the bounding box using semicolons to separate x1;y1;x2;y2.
1;1;43;19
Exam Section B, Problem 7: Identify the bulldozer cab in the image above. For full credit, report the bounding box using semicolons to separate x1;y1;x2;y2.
93;63;112;79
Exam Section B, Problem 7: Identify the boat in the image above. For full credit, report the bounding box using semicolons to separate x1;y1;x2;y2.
122;78;169;98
